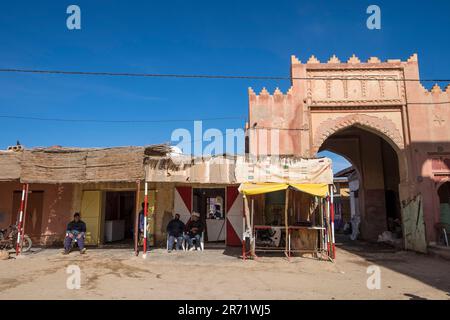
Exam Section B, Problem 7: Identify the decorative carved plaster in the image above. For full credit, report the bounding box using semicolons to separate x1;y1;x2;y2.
433;114;446;126
305;68;406;107
312;114;404;154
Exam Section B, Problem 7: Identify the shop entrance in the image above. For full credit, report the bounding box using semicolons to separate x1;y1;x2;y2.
103;191;136;243
193;188;226;242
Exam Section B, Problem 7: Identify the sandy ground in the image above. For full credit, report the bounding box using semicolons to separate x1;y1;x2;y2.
0;238;449;300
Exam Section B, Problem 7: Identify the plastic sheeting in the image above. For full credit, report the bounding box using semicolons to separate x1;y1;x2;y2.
235;156;333;185
239;182;329;197
145;155;333;186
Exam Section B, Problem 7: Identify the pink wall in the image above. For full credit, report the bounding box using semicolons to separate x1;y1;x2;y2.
247;53;450;243
0;182;74;245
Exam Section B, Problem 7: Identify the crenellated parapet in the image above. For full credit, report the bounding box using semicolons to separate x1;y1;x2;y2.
287;53;426;107
290;53;419;66
423;83;450;95
248;86;294;104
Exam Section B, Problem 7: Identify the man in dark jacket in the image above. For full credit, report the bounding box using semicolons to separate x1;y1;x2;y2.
167;214;185;252
184;212;204;251
63;212;87;254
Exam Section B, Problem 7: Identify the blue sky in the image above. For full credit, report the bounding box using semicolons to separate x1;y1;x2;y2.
1;0;449;173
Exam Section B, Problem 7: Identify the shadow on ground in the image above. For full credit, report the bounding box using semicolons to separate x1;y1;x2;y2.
336;234;450;296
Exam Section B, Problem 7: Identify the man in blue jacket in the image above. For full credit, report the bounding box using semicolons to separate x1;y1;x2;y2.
63;212;87;255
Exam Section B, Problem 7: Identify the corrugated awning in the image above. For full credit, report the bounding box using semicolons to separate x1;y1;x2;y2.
238;182;329;197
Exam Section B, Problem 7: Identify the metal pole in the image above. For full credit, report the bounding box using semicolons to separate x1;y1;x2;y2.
242;195;247;260
15;184;26;255
326;193;330;256
143;181;149;258
284;188;290;258
330;186;336;259
19;184;30;251
251;198;255;257
134;180;141;256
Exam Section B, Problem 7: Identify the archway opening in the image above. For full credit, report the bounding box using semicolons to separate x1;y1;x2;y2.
318;125;402;243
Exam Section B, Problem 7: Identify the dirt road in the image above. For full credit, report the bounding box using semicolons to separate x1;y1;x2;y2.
0;239;449;300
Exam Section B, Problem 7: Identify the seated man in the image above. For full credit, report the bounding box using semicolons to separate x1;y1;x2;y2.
63;212;87;255
166;213;185;252
184;212;204;251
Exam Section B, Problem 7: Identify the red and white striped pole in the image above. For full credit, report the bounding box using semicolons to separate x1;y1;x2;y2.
15;184;27;255
19;184;30;250
330;186;336;260
143;181;149;259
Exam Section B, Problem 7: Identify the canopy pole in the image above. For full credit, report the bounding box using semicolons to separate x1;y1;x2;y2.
251;198;255;257
284;188;290;259
134;180;141;256
242;195;248;260
143;181;148;259
330;185;336;259
326;192;331;257
15;184;27;255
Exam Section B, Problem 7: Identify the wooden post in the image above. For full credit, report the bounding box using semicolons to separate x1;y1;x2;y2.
251;198;255;257
134;180;141;256
326;193;331;257
284;188;290;258
330;186;336;259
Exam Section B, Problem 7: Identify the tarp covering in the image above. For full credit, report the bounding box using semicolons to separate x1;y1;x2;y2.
235;156;333;185
145;155;238;184
290;183;329;197
239;182;329;197
145;155;333;185
238;182;288;196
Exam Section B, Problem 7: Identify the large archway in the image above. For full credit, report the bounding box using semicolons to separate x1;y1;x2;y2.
319;125;403;242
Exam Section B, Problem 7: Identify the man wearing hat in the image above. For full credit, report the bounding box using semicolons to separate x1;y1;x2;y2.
184;212;204;251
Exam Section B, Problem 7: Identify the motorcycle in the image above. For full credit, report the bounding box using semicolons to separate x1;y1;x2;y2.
0;224;32;252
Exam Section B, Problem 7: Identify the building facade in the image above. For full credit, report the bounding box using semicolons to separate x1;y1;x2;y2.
247;53;450;251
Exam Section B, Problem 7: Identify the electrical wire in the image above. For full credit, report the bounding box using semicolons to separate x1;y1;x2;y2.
0;115;246;123
1;67;449;82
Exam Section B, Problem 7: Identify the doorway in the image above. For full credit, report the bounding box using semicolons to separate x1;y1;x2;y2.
103;191;136;243
438;182;450;226
193;188;226;242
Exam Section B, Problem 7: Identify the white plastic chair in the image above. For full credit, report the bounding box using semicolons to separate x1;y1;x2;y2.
166;234;186;251
184;231;204;251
